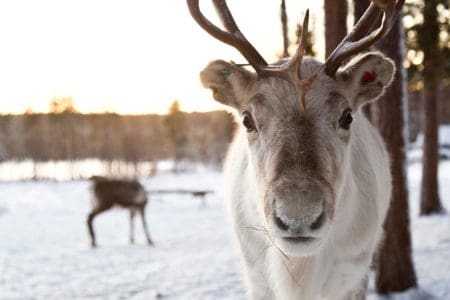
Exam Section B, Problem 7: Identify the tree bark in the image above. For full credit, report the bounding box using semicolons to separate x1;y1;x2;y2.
375;17;418;294
420;0;443;215
324;0;348;57
353;0;372;120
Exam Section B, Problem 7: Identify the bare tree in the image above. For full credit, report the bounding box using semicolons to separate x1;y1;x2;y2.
419;0;444;215
375;16;418;294
165;100;190;169
280;0;289;58
280;0;318;59
354;0;373;120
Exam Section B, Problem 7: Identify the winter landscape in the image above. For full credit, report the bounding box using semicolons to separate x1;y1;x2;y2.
0;0;449;299
0;160;449;300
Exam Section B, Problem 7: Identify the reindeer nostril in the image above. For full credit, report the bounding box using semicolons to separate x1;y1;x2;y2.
310;212;325;230
273;214;289;231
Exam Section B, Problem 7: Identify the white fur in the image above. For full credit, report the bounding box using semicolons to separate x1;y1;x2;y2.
202;52;394;299
225;115;390;300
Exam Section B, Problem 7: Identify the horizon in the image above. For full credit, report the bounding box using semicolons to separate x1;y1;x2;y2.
0;105;229;116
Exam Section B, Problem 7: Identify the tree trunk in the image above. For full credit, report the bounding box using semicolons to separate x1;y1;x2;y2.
353;0;370;22
280;0;289;58
420;0;443;215
324;0;348;57
353;0;372;120
375;17;418;294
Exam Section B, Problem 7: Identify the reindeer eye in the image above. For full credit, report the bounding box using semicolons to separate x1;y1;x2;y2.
242;110;257;132
338;108;353;130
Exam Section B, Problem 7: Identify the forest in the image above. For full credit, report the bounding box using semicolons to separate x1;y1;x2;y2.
0;101;234;178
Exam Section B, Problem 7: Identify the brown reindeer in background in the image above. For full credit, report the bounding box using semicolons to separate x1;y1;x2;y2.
87;176;153;247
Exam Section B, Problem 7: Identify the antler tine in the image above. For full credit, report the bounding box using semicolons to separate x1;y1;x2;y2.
261;10;310;79
187;0;268;73
324;0;405;77
290;9;310;78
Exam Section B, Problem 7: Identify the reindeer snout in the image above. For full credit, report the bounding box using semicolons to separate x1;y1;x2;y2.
273;206;325;234
269;180;329;237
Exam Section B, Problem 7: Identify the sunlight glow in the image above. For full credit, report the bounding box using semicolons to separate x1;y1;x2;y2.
0;0;325;114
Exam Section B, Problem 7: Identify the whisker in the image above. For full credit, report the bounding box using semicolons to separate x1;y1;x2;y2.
246;224;300;288
274;244;290;261
244;225;269;233
280;258;301;288
253;240;275;263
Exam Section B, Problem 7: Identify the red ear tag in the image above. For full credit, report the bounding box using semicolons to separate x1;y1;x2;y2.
361;71;376;84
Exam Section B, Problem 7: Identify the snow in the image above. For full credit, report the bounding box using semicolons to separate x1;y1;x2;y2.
413;125;450;148
368;161;450;300
0;162;449;299
375;289;436;300
0;159;166;181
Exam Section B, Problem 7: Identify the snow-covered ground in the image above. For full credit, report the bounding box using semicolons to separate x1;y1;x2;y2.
409;126;450;163
0;162;449;299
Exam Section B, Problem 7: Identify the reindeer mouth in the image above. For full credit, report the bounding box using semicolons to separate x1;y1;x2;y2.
274;233;323;257
270;222;326;256
282;236;315;243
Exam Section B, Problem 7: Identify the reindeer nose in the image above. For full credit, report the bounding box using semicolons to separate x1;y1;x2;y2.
273;210;325;234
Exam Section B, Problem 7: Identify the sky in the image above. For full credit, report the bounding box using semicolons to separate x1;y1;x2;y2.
0;0;325;115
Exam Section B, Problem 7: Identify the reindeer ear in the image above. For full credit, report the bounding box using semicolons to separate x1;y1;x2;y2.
335;52;395;110
200;60;255;110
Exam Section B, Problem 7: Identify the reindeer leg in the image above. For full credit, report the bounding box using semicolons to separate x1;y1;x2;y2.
87;206;110;248
129;209;136;244
139;207;153;245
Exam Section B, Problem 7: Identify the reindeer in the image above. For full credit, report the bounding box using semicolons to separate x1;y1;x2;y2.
87;176;153;247
188;0;403;299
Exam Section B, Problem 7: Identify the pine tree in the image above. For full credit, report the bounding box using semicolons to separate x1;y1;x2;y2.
165;100;189;169
419;0;445;215
324;0;348;57
375;16;418;294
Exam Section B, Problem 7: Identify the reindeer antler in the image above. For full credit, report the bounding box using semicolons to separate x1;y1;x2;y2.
187;0;268;73
187;0;312;109
324;0;405;77
188;0;403;110
187;0;310;78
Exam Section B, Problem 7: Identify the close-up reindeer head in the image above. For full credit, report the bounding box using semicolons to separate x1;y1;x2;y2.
188;0;402;256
